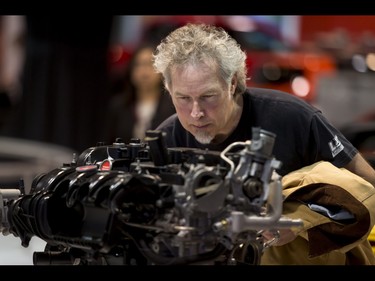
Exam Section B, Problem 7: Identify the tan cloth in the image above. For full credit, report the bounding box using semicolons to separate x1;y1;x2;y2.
260;161;375;265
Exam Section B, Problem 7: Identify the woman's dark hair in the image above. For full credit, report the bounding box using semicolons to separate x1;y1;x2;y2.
119;43;164;106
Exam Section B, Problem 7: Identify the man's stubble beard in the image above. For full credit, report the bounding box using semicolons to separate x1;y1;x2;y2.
194;130;214;144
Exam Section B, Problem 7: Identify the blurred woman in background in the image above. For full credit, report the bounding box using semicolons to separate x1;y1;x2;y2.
105;43;175;144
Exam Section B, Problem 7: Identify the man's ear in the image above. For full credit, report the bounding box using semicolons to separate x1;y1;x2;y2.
231;76;237;95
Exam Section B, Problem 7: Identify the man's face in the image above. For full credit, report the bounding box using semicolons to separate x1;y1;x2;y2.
168;63;237;144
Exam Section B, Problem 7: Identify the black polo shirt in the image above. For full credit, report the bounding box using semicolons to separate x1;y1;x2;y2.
155;88;357;176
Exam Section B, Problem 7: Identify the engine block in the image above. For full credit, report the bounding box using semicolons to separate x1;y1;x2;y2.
0;128;302;265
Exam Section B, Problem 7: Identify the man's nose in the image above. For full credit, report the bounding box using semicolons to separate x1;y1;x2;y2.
191;101;204;118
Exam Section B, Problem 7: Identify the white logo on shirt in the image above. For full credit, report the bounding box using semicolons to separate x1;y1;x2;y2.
329;135;344;157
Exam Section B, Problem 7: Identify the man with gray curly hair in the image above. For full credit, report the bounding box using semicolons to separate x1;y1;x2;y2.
153;23;375;251
154;23;247;145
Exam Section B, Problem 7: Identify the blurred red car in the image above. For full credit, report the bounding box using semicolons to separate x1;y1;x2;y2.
244;50;335;102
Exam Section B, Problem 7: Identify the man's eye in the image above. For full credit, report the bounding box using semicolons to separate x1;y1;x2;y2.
202;95;217;101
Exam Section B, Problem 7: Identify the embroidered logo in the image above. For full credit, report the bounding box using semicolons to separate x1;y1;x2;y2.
328;135;344;157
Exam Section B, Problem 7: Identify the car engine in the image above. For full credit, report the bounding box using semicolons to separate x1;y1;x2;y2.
0;128;302;265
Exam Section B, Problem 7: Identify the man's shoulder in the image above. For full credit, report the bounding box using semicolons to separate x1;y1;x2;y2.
246;87;314;109
246;87;296;99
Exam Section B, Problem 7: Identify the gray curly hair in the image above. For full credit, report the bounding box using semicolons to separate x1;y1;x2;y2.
153;23;248;95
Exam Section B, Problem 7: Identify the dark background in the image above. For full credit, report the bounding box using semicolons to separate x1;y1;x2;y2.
0;15;113;152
